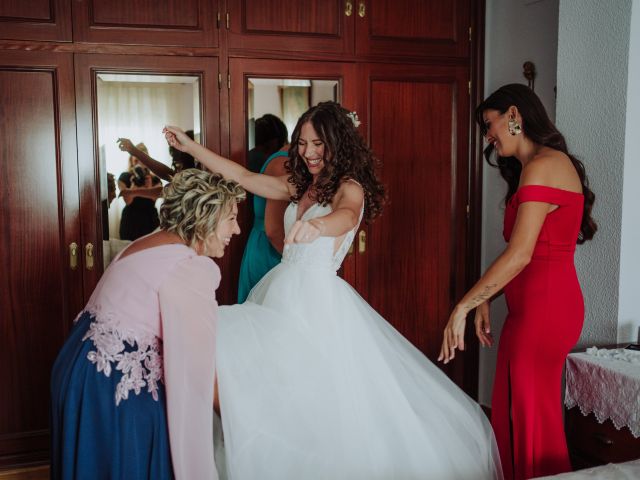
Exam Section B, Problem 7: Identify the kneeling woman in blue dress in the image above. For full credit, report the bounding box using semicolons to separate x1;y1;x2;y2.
50;169;245;480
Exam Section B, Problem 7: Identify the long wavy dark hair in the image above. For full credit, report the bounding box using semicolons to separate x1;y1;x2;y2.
475;84;597;243
285;101;385;223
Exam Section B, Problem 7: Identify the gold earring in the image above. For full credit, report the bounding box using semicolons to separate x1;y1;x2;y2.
508;118;522;135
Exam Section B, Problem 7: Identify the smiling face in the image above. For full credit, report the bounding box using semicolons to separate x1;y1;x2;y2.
198;203;240;258
297;121;326;177
482;107;520;157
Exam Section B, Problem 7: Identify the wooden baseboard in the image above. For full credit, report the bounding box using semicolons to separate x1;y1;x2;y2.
0;465;49;480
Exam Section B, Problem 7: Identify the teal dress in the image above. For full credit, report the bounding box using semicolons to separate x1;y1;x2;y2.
237;151;287;302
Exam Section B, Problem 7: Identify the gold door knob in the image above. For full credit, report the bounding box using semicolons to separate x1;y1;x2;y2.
345;1;353;16
358;1;366;18
69;242;78;270
85;242;94;271
358;230;366;253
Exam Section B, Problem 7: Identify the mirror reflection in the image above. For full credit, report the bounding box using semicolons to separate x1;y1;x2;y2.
237;78;338;302
247;78;338;161
96;73;202;267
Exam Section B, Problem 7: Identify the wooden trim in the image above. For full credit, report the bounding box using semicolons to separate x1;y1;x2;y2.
460;0;486;400
0;39;221;56
73;54;220;299
71;0;218;47
0;0;71;42
0;39;473;66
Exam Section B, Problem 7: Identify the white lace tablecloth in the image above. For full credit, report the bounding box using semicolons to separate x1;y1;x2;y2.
564;347;640;438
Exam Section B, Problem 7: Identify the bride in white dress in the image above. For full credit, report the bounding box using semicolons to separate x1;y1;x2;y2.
164;102;502;480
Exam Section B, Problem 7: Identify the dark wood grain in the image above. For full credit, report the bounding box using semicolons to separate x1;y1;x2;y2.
227;0;354;54
356;0;470;58
0;50;80;468
357;63;473;390
461;0;485;395
243;0;339;34
566;407;640;467
0;0;51;19
0;0;71;42
73;0;218;47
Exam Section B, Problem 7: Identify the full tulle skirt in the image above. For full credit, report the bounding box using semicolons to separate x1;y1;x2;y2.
217;261;502;480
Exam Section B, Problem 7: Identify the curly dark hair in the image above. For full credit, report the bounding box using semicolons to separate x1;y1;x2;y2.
476;84;597;244
285;101;385;223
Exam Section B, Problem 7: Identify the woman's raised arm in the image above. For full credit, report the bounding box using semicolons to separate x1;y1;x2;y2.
164;126;292;201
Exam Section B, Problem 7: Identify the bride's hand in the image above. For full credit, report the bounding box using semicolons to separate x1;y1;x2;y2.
474;302;494;347
284;219;324;245
438;306;468;364
163;126;194;153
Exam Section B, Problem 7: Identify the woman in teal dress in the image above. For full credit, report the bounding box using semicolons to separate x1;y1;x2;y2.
238;149;289;302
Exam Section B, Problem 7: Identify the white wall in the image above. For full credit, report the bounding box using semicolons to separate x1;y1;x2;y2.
618;0;640;344
479;0;640;406
479;0;559;406
556;0;633;347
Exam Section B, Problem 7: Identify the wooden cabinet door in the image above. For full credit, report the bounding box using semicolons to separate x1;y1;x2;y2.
355;63;475;392
75;54;220;298
72;0;219;46
355;0;470;58
226;0;354;54
0;51;81;468
0;0;71;42
220;58;358;304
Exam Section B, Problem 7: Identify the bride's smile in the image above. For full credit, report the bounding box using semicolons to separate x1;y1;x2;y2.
297;122;325;175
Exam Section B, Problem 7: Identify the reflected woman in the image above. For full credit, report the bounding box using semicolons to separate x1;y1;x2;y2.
237;143;289;303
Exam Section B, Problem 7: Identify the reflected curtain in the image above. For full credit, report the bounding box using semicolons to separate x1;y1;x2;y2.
97;80;196;238
281;87;309;141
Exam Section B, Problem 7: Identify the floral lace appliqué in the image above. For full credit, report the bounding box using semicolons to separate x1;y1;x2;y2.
80;308;163;406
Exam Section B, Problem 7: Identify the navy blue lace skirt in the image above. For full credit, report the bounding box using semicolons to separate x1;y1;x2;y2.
50;311;173;480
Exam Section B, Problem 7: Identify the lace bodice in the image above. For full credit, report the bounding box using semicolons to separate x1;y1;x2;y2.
282;202;362;272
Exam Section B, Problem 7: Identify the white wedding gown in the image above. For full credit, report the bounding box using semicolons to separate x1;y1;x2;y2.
216;202;503;480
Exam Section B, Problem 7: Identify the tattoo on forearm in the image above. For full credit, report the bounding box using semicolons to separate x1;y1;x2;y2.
467;284;497;309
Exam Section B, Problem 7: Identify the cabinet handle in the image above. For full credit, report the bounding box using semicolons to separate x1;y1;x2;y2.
345;1;353;17
593;433;613;446
358;230;366;254
85;243;94;271
69;242;78;270
358;1;366;18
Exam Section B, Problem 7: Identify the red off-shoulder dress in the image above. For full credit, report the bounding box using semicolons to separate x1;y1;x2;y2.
493;185;584;479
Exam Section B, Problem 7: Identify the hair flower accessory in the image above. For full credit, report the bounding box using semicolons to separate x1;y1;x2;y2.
347;111;361;128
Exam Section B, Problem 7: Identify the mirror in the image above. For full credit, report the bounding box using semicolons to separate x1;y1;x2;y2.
236;77;339;300
96;73;202;267
246;78;338;167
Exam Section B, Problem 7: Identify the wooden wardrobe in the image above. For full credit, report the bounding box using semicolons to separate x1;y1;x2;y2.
0;0;485;471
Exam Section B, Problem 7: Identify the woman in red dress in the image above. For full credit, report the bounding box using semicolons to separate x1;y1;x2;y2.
439;84;597;479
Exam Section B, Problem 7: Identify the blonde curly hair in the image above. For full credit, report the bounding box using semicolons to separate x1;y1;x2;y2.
159;169;245;247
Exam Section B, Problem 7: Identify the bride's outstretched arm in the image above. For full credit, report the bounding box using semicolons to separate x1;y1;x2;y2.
285;181;364;244
164;126;291;201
